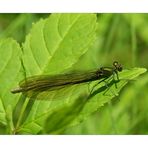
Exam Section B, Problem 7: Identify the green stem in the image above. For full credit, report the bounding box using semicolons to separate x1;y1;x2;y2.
16;95;29;129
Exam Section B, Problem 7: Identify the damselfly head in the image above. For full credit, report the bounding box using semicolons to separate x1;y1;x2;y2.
113;61;122;72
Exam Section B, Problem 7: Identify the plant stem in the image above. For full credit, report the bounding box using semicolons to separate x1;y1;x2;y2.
15;95;29;130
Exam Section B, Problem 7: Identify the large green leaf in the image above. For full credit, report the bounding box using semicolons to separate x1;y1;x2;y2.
0;38;22;133
14;14;97;134
43;68;147;134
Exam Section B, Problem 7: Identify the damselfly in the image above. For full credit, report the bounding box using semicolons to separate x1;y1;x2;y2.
11;61;122;100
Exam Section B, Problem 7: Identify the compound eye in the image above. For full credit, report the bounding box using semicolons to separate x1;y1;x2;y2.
113;61;118;66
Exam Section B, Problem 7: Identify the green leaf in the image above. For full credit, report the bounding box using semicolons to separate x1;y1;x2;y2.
91;70;148;134
112;72;148;134
23;14;97;76
0;38;22;133
47;67;147;134
14;14;97;134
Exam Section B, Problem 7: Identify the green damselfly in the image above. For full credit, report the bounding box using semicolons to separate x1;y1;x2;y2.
11;61;122;99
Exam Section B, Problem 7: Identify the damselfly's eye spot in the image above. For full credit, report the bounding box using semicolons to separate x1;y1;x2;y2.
113;61;119;67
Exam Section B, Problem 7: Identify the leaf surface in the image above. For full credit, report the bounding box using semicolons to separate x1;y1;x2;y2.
0;38;22;133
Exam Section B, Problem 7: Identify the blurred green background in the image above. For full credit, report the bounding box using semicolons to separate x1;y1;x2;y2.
0;13;147;134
